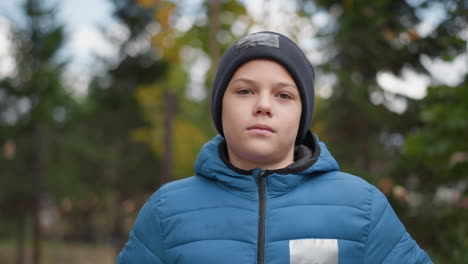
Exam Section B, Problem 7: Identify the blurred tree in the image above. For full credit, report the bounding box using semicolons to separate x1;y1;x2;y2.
1;0;169;261
404;82;468;186
299;0;425;174
395;81;468;262
293;0;467;177
0;0;70;263
64;0;171;254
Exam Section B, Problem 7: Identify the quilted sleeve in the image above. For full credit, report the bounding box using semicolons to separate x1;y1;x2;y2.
117;193;165;264
363;187;433;264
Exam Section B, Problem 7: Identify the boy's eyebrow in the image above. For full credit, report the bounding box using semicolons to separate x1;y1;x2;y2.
229;78;256;86
229;78;297;89
274;82;297;89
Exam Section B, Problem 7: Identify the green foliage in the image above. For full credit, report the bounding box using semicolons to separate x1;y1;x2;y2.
82;0;169;196
0;0;169;245
305;0;419;177
401;81;468;188
405;84;468;171
0;0;69;203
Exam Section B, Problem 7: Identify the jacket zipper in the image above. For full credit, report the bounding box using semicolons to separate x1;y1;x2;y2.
257;170;267;264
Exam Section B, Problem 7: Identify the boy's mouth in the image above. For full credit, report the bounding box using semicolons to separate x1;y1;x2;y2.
247;124;275;133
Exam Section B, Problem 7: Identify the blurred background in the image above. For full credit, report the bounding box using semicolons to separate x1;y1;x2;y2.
0;0;466;263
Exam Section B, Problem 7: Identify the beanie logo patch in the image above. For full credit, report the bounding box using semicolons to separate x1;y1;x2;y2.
235;32;279;55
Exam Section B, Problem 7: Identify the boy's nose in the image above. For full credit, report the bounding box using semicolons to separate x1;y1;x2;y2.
253;94;272;117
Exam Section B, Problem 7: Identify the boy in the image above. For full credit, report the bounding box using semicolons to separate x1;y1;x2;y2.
117;31;433;263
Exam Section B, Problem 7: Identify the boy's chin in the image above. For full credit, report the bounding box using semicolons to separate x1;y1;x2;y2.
243;141;278;155
241;146;293;168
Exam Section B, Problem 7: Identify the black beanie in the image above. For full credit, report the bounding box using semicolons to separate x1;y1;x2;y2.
211;31;315;144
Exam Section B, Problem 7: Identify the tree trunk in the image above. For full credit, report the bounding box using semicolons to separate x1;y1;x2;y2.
112;136;130;254
30;0;44;261
160;90;175;185
32;122;46;264
207;0;221;88
15;214;26;264
206;0;221;133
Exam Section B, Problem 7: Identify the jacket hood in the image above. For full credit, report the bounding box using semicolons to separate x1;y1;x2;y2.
194;134;339;199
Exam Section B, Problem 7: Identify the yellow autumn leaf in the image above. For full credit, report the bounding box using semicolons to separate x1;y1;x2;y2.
131;127;152;143
136;84;163;109
135;0;159;8
155;3;176;27
172;117;209;179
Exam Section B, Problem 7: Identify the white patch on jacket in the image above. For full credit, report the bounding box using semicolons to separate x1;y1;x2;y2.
289;238;338;264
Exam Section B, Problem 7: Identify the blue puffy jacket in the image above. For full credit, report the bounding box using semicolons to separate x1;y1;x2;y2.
118;135;432;264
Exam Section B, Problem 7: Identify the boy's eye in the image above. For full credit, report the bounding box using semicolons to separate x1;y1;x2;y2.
237;89;252;95
278;93;292;100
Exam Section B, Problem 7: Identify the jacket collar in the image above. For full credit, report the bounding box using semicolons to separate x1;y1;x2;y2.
194;133;339;199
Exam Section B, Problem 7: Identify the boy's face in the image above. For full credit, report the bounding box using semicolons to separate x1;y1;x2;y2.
222;59;302;170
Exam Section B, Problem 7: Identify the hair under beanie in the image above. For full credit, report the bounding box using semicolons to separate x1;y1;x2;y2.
211;31;315;144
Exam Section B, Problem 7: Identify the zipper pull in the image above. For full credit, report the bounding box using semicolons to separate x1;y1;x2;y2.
256;169;266;183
